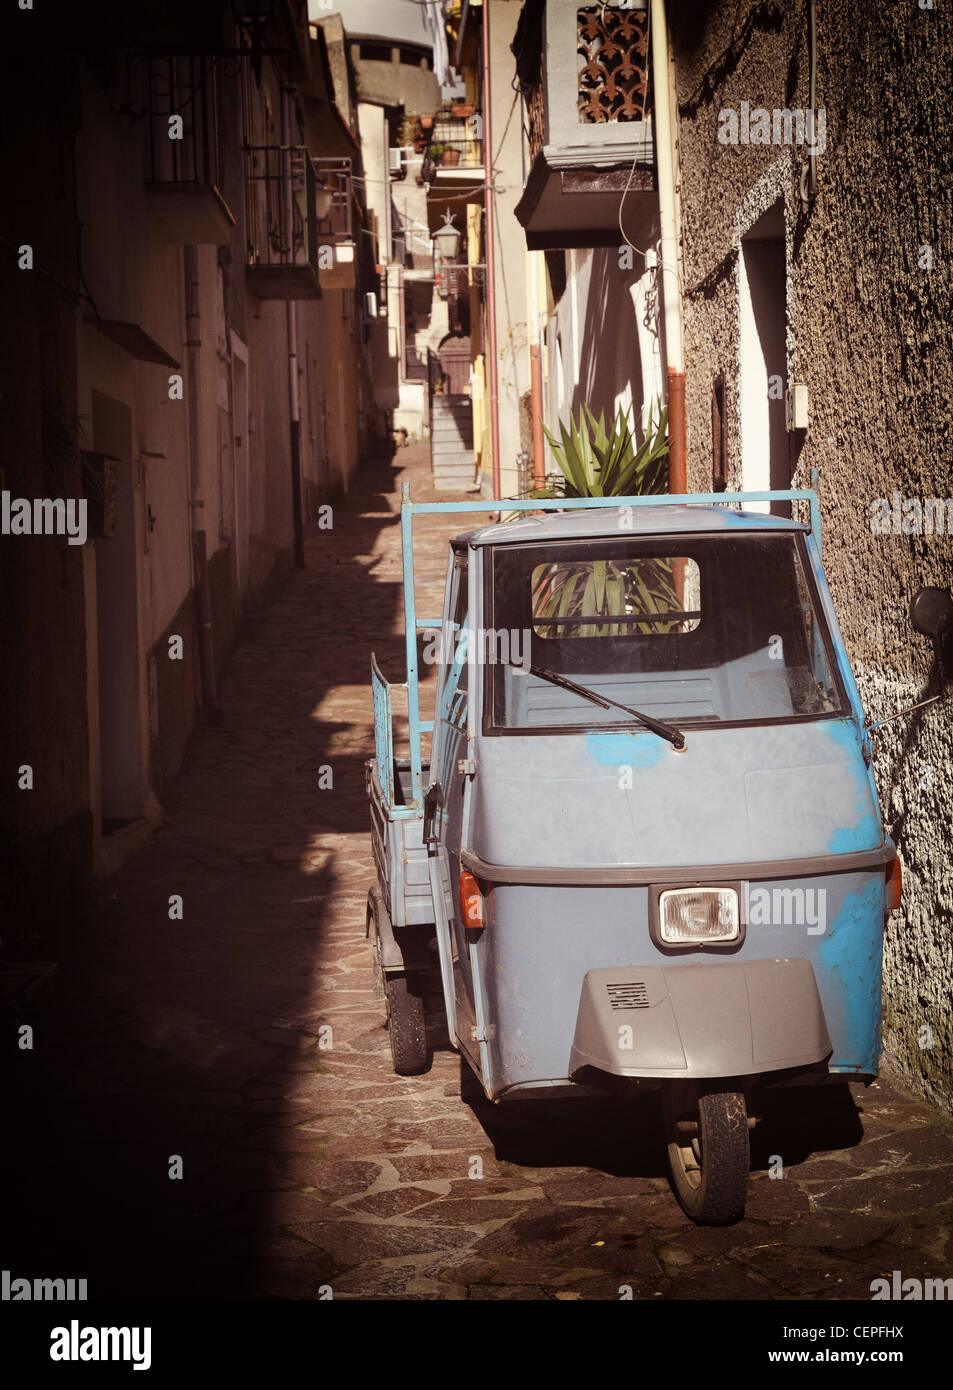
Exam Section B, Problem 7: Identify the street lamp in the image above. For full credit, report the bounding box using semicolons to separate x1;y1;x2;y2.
432;209;461;263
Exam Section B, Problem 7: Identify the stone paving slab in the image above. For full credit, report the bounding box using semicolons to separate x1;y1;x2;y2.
3;441;952;1301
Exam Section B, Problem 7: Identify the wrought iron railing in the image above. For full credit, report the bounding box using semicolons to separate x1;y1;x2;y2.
425;115;483;170
244;144;318;275
310;156;353;241
148;56;222;189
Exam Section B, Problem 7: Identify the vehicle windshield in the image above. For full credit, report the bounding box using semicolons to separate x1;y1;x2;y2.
486;531;847;732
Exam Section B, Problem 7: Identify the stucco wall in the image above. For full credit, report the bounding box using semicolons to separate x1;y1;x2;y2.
672;0;953;1108
488;0;531;496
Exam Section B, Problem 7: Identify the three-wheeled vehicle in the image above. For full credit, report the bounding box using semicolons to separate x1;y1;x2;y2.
367;483;916;1224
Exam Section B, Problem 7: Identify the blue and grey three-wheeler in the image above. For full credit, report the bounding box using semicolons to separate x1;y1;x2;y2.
366;484;917;1224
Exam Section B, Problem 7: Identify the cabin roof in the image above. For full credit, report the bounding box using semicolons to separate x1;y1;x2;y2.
454;503;809;548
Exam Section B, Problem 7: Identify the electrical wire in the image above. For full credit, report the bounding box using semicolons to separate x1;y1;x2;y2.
616;1;654;259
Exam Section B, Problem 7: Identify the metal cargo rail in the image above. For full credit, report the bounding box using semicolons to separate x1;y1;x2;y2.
371;482;822;816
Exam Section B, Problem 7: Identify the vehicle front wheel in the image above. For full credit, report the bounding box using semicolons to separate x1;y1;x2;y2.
663;1081;750;1225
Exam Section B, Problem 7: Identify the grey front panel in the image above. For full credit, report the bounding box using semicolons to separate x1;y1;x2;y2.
475;869;884;1094
569;959;831;1079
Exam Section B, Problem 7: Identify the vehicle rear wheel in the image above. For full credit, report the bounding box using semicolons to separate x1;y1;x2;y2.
663;1081;749;1225
383;971;430;1076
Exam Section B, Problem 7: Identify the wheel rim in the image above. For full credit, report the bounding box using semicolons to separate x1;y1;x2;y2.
664;1082;750;1225
667;1084;702;1191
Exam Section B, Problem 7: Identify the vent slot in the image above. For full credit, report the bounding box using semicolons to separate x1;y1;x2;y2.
607;981;649;1010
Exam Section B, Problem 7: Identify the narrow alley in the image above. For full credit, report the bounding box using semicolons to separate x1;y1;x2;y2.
6;441;952;1302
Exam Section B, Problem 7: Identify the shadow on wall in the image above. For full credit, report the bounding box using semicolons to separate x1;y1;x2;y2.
0;443;415;1299
566;247;660;436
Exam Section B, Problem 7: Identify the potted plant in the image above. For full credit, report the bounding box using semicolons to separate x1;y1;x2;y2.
427;143;446;165
418;114;434;131
451;103;476;119
442;146;461;166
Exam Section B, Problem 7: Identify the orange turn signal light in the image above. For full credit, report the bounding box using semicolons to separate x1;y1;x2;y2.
458;871;484;932
885;856;902;913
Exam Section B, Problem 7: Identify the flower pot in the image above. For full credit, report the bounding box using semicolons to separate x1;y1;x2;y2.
418;114;434;130
451;104;476;119
442;148;461;166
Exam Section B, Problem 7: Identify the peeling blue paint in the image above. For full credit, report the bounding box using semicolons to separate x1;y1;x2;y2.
829;815;882;853
825;719;861;751
817;879;883;1071
586;732;663;769
823;721;883;854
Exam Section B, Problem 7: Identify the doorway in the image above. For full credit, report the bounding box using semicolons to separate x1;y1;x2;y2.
92;389;143;833
231;334;249;593
738;202;789;515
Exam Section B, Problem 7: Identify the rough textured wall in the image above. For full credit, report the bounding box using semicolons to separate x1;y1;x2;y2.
673;0;953;1108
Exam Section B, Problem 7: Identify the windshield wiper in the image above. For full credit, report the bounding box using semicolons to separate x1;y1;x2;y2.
529;665;686;749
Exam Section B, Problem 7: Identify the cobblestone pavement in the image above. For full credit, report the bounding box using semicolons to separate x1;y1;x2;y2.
6;442;952;1301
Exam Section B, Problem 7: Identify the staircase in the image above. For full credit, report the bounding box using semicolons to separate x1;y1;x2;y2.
430;395;475;489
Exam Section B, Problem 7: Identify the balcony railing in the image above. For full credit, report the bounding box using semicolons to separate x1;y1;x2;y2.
145;56;235;244
418;113;484;185
244;144;321;299
311;157;353;240
233;0;311;81
311;156;356;290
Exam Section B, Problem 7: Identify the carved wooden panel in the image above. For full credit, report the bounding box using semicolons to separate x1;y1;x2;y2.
577;6;651;124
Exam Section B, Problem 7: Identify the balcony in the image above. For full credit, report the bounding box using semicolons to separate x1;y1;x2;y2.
244;145;321;299
311;157;357;291
514;0;657;249
233;0;311;81
145;57;236;245
419;112;484;187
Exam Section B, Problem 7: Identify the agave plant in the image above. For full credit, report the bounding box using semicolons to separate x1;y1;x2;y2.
534;398;670;499
529;399;683;637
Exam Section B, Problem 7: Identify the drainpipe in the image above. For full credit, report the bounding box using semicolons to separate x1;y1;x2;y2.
527;249;546;487
483;0;502;500
282;87;305;567
183;243;218;714
650;0;686;493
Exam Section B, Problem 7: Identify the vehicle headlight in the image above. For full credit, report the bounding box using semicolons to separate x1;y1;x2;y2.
658;887;740;944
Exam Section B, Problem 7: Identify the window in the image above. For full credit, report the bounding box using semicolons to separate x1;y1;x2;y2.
359;41;393;63
435;549;469;793
488;532;846;733
531;556;701;637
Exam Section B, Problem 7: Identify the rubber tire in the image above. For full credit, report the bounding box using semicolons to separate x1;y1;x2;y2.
383;972;430;1076
664;1084;750;1225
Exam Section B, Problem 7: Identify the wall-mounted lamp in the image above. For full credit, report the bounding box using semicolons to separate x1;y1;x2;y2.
315;182;333;221
432;209;461;262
